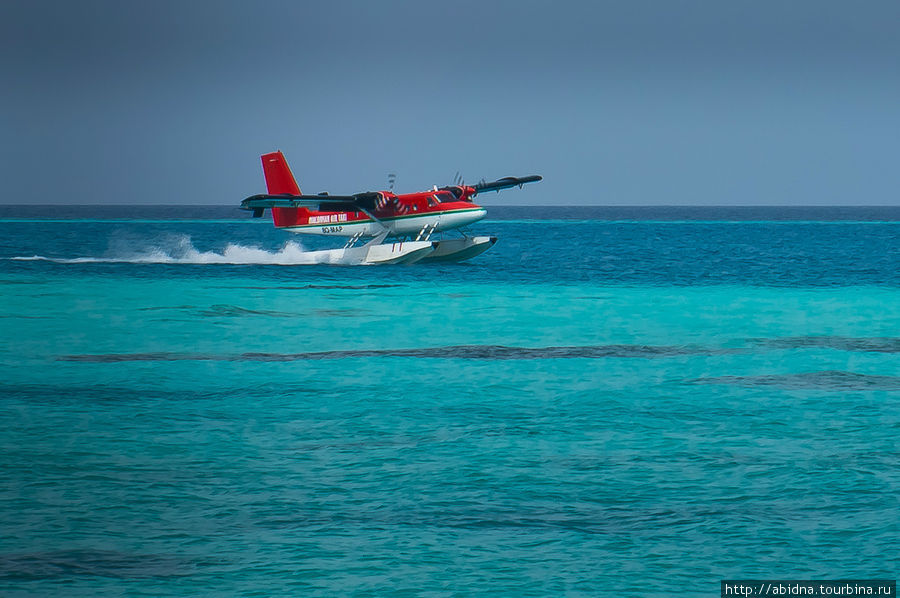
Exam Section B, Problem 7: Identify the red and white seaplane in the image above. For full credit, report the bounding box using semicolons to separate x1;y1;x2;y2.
241;151;541;265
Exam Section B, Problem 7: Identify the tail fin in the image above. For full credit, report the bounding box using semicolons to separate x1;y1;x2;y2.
261;151;302;195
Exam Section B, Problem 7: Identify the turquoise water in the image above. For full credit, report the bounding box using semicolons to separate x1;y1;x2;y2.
1;208;898;596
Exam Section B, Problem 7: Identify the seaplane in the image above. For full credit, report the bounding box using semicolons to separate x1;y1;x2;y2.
240;151;541;265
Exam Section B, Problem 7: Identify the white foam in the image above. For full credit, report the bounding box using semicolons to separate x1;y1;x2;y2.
6;235;339;266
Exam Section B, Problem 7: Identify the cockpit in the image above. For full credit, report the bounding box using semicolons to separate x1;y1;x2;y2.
432;191;457;203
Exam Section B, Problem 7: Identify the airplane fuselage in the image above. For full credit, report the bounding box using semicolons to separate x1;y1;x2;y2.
272;191;486;238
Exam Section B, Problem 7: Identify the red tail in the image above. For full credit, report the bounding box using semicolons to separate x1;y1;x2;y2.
261;151;302;195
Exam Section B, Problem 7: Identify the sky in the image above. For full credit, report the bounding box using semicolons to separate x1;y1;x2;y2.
1;0;898;205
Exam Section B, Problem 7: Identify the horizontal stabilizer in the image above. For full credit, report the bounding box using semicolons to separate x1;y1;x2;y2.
241;193;359;209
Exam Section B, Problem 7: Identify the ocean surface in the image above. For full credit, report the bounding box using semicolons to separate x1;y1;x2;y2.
1;206;898;596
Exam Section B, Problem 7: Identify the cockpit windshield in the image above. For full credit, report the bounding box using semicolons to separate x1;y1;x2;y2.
433;191;456;203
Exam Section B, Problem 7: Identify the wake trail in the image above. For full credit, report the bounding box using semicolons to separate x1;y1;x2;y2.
5;235;342;266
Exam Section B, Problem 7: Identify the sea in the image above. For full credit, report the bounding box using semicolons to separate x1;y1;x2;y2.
1;205;898;596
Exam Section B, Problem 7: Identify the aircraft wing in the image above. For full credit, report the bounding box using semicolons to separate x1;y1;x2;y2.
241;193;367;217
241;192;389;220
472;175;542;194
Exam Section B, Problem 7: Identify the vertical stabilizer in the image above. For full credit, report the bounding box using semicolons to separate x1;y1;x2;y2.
261;151;302;195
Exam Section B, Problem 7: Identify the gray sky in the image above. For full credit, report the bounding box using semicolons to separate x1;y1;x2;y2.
2;0;898;205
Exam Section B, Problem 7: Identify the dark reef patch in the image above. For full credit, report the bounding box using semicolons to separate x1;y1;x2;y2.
60;344;733;363
692;371;900;390
759;336;900;353
198;304;296;318
222;284;403;290
0;549;220;581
